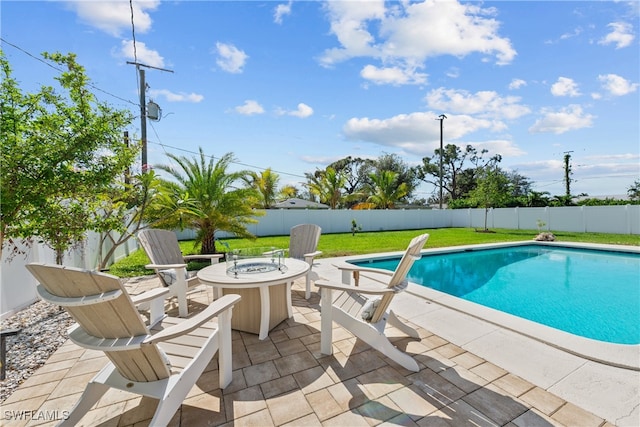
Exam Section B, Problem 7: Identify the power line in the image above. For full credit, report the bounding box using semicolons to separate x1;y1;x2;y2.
2;37;309;182
144;137;307;179
1;37;138;107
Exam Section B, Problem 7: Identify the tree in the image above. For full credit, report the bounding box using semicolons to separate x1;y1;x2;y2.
366;170;409;209
524;190;551;207
95;170;173;270
244;168;280;208
468;165;511;231
325;153;418;208
326;156;373;207
415;144;493;204
1;51;135;263
153;149;261;254
305;167;346;209
628;179;640;202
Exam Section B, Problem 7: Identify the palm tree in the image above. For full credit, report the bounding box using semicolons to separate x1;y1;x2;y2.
305;167;346;209
244;168;280;208
278;184;300;200
366;170;408;209
154;148;260;254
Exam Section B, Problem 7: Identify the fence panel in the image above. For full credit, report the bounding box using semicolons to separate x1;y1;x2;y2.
3;205;637;318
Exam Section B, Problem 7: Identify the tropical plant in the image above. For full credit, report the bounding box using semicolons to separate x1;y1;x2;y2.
366;170;408;209
244;168;280;208
278;184;300;200
0;50;135;263
153;149;261;254
350;219;362;236
305;167;346;209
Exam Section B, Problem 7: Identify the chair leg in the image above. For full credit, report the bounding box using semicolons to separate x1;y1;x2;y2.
376;335;420;372
60;382;110;426
387;310;419;338
150;399;182;427
305;274;311;300
175;269;188;317
320;288;333;355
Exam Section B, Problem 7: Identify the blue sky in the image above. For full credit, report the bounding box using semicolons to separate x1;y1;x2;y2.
3;0;639;199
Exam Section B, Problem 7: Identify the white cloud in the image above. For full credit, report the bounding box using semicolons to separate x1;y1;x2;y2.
344;112;486;145
277;103;314;118
274;1;292;24
560;27;583;41
425;87;531;120
599;22;635;49
551;77;581;97
598;74;639;96
342;111;526;158
446;67;460;79
509;79;527;90
119;40;164;67
320;0;516;86
468;139;526;157
360;64;427;85
235;100;264;115
529;105;595;134
148;89;203;103
215;42;248;73
66;0;159;37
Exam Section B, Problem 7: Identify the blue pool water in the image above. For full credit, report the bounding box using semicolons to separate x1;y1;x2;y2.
351;245;640;344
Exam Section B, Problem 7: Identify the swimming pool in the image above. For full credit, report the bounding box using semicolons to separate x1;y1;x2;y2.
350;243;640;345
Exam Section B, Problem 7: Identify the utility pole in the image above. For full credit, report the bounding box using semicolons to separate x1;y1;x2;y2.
126;62;173;172
563;151;573;197
436;114;447;209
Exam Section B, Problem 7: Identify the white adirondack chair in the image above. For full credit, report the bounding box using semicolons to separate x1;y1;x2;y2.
288;224;322;299
26;263;240;427
316;233;429;372
137;229;223;317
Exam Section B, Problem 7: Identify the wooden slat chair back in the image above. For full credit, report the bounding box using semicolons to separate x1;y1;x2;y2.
137;229;223;317
368;233;426;323
288;224;322;299
25;263;240;427
27;263;170;382
138;228;186;270
289;224;321;259
317;233;429;372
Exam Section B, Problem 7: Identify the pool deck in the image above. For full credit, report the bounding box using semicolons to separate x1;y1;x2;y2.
1;250;638;426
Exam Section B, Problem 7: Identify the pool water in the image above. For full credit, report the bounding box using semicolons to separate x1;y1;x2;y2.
351;246;640;345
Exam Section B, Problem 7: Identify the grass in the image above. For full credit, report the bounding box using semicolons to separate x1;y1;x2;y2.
108;227;640;278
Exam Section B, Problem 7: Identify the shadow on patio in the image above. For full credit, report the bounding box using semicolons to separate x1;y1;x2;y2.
0;276;603;426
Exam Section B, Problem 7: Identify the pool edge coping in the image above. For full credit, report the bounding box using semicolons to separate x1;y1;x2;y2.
341;240;640;371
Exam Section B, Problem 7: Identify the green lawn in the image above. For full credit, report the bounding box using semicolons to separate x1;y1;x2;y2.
108;227;639;278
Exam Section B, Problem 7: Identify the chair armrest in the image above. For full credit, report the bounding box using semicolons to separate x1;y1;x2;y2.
183;254;223;264
303;250;323;260
333;262;394;277
144;294;241;344
130;287;170;305
145;263;188;270
315;280;395;296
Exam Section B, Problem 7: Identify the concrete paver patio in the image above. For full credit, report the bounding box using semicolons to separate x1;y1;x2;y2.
1;257;637;427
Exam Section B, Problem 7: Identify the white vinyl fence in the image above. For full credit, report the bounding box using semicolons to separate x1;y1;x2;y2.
2;205;638;318
175;205;640;239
